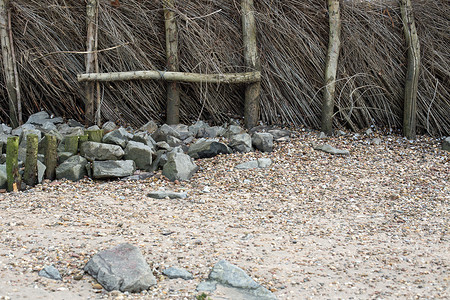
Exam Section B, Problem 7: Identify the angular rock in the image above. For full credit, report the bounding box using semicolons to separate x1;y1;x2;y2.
208;260;276;300
11;123;36;138
169;124;192;140
67;119;84;127
314;144;350;155
372;138;382;145
230;133;252;153
124;141;153;171
40;121;58;132
268;129;291;140
225;125;245;138
318;132;327;139
84;243;156;293
196;281;217;292
188;139;231;159
156;141;172;151
150;150;168;172
102;128;132;148
140;120;158;134
152;124;181;142
166;135;182;147
57;152;73;164
235;158;272;170
120;172;154;181
162;152;198;181
57;124;85;136
37;160;46;184
80;141;124;161
38;265;62;281
442;137;450;152
204;126;226;138
102;121;117;133
0;124;12;135
188;121;209;138
147;190;187;199
56;155;88;181
0;165;6;189
162;267;193;280
132;132;157;149
92;160;136;179
252;132;273;152
26;111;63;126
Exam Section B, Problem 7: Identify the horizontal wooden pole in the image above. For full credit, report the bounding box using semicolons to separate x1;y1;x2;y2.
78;70;261;84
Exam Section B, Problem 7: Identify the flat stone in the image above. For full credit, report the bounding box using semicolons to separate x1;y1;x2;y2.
196;281;217;292
235;158;272;170
162;267;193;280
92;160;136;179
314;144;350;155
84;243;156;293
38;265;62;281
147;191;187;199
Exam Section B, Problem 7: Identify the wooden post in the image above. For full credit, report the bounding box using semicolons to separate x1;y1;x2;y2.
0;0;19;128
241;0;261;129
44;134;57;180
164;0;180;125
400;0;420;140
85;129;103;142
6;136;19;191
24;134;38;187
321;0;341;136
64;135;79;155
85;0;99;125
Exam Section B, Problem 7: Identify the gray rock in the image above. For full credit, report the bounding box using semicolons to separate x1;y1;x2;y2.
38;265;62;281
235;158;272;170
268;129;291;141
147;190;187;199
225;125;245;138
196;281;217;292
188;121;209;138
67;119;84;127
162;152;198;181
102;121;117;133
37;160;46;184
336;130;346;136
252;133;273;152
92;160;136;179
57;124;84;136
11;123;35;138
140;120;158;134
150;150;168;172
188;139;231;159
204;126;226;138
124;141;153;171
169;124;192;140
120;172;154;181
314;144;350;155
84;243;156;293
0;124;12;135
132;132;157;149
318;132;327;139
366;128;373;135
40;121;58;132
156;141;172;151
80;141;124;161
162;267;193;280
152;124;181;142
26;111;63;126
0;165;6;189
230;133;252;153
166;135;182;147
372;138;382;145
442;137;450;152
87;125;100;131
102;128;132;148
58;152;73;164
208;260;276;299
56;155;88;181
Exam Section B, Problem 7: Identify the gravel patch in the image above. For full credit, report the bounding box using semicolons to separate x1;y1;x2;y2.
0;129;448;299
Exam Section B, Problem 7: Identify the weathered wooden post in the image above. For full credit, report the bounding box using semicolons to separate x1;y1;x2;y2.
164;0;180;125
241;0;261;129
400;0;420;140
24;134;38;187
6;136;19;191
85;0;99;125
0;0;21;127
44;135;58;180
321;0;341;136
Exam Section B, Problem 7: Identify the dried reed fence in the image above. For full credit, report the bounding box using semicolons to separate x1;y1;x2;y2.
0;0;448;135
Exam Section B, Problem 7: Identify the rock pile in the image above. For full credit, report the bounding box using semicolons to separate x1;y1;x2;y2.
0;112;287;190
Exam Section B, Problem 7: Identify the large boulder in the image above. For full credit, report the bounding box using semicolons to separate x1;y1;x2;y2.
162;152;198;181
152;124;181;142
25;111;63;126
80;141;124;161
224;125;245;138
188;139;231;159
229;133;252;153
252;133;273;152
169;124;192;140
442;137;450;152
92;160;136;179
124;141;153;171
56;155;88;181
102;128;133;148
84;243;156;293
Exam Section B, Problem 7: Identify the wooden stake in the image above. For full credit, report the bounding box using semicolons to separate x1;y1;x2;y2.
85;129;103;142
0;0;19;128
164;0;180;125
64;135;79;155
44;135;57;180
85;0;99;125
241;0;261;129
400;0;420;140
24;134;38;187
321;0;341;136
6;136;19;191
